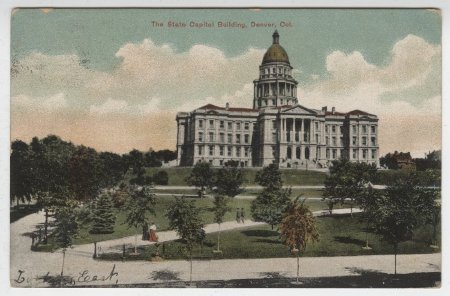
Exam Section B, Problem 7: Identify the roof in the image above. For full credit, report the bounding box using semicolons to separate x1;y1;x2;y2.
197;104;258;113
347;109;375;116
262;31;290;64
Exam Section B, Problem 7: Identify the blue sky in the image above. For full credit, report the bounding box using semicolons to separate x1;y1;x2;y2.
10;8;441;156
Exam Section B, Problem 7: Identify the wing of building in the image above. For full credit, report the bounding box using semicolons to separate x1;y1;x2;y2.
176;31;379;169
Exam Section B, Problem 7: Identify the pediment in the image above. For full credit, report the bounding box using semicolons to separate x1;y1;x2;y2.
206;110;220;115
281;105;317;115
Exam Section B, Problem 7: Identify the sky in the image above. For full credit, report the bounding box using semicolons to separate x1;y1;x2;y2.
10;8;441;157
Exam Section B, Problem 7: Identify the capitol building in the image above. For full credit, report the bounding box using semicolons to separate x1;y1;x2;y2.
176;31;379;169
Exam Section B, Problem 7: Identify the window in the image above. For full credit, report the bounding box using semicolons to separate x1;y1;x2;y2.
272;146;276;157
362;149;367;159
227;134;232;144
372;149;376;159
244;134;250;144
272;68;276;73
209;120;214;128
326;149;330;159
228;122;232;130
199;120;203;128
352;125;357;134
371;125;376;134
362;125;367;134
198;145;204;156
198;132;203;142
352;136;357;146
227;146;232;157
332;136;336;146
272;120;277;129
362;136;367;146
315;122;318;130
220;121;224;129
272;99;276;105
325;125;329;133
332;125;336;133
244;122;249;130
220;133;225;143
315;134;319;143
219;146;224;156
236;134;241;144
326;136;329;145
244;147;249;157
340;126;344;134
371;137;376;146
209;132;214;142
236;122;241;130
209;145;214;156
278;67;282;74
220;160;224;166
332;149;337;159
340;137;343;146
352;149;357;159
236;147;241;157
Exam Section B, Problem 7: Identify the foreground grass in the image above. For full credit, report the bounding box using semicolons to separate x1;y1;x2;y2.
99;213;440;261
32;197;339;251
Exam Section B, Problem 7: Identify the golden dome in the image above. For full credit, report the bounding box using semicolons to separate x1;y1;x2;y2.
262;31;290;64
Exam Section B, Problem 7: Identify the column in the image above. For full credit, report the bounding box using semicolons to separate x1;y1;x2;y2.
309;119;312;143
294;118;297;142
300;119;304;143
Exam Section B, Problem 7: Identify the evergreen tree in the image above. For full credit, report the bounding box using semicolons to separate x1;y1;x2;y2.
90;193;116;234
251;165;291;230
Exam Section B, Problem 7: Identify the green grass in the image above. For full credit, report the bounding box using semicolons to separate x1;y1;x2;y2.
32;197;334;251
136;167;327;186
100;213;440;261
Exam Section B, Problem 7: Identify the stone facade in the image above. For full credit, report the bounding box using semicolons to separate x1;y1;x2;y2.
176;31;379;168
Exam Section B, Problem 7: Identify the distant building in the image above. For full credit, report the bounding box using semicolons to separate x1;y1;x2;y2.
176;31;379;168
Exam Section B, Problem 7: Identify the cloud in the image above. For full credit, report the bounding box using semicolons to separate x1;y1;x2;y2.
12;93;68;112
90;98;129;115
301;34;441;156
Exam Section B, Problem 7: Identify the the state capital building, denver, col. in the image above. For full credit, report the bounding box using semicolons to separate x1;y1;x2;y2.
176;31;379;169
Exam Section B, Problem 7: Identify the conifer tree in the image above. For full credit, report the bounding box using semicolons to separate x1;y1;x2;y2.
90;193;116;234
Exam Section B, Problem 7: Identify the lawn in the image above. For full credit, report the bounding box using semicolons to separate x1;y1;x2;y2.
32;196;335;251
99;213;440;261
138;167;327;186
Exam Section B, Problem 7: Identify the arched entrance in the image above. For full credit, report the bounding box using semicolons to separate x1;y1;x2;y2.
305;147;310;160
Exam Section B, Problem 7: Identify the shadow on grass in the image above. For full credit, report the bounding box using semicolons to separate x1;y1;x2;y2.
241;229;279;237
334;236;366;246
149;269;181;281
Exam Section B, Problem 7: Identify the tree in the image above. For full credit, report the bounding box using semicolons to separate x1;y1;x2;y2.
111;183;129;208
214;161;244;197
124;186;156;254
10;140;34;206
373;175;420;275
255;164;283;191
52;199;79;285
322;159;376;216
212;195;230;252
251;165;291;230
166;197;204;284
185;162;215;198
99;151;127;187
280;198;319;283
357;184;380;249
90;193;116;234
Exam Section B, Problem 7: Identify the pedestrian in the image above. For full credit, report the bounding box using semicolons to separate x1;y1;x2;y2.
142;221;149;240
149;221;158;242
236;208;241;223
240;208;245;223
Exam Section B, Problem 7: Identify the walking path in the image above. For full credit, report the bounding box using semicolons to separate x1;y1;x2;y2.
10;208;440;287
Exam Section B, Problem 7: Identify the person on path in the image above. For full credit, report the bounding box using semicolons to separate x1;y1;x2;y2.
240;208;245;223
236;208;241;223
149;221;158;242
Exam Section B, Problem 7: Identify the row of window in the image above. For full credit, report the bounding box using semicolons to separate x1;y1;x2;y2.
198;119;252;130
198;132;251;144
198;145;251;158
352;136;377;146
260;66;291;76
325;149;376;160
324;124;377;134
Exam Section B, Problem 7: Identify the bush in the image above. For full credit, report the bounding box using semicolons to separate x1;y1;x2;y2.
153;171;169;185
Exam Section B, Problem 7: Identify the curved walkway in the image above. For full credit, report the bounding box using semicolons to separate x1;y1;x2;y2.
10;208;440;287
